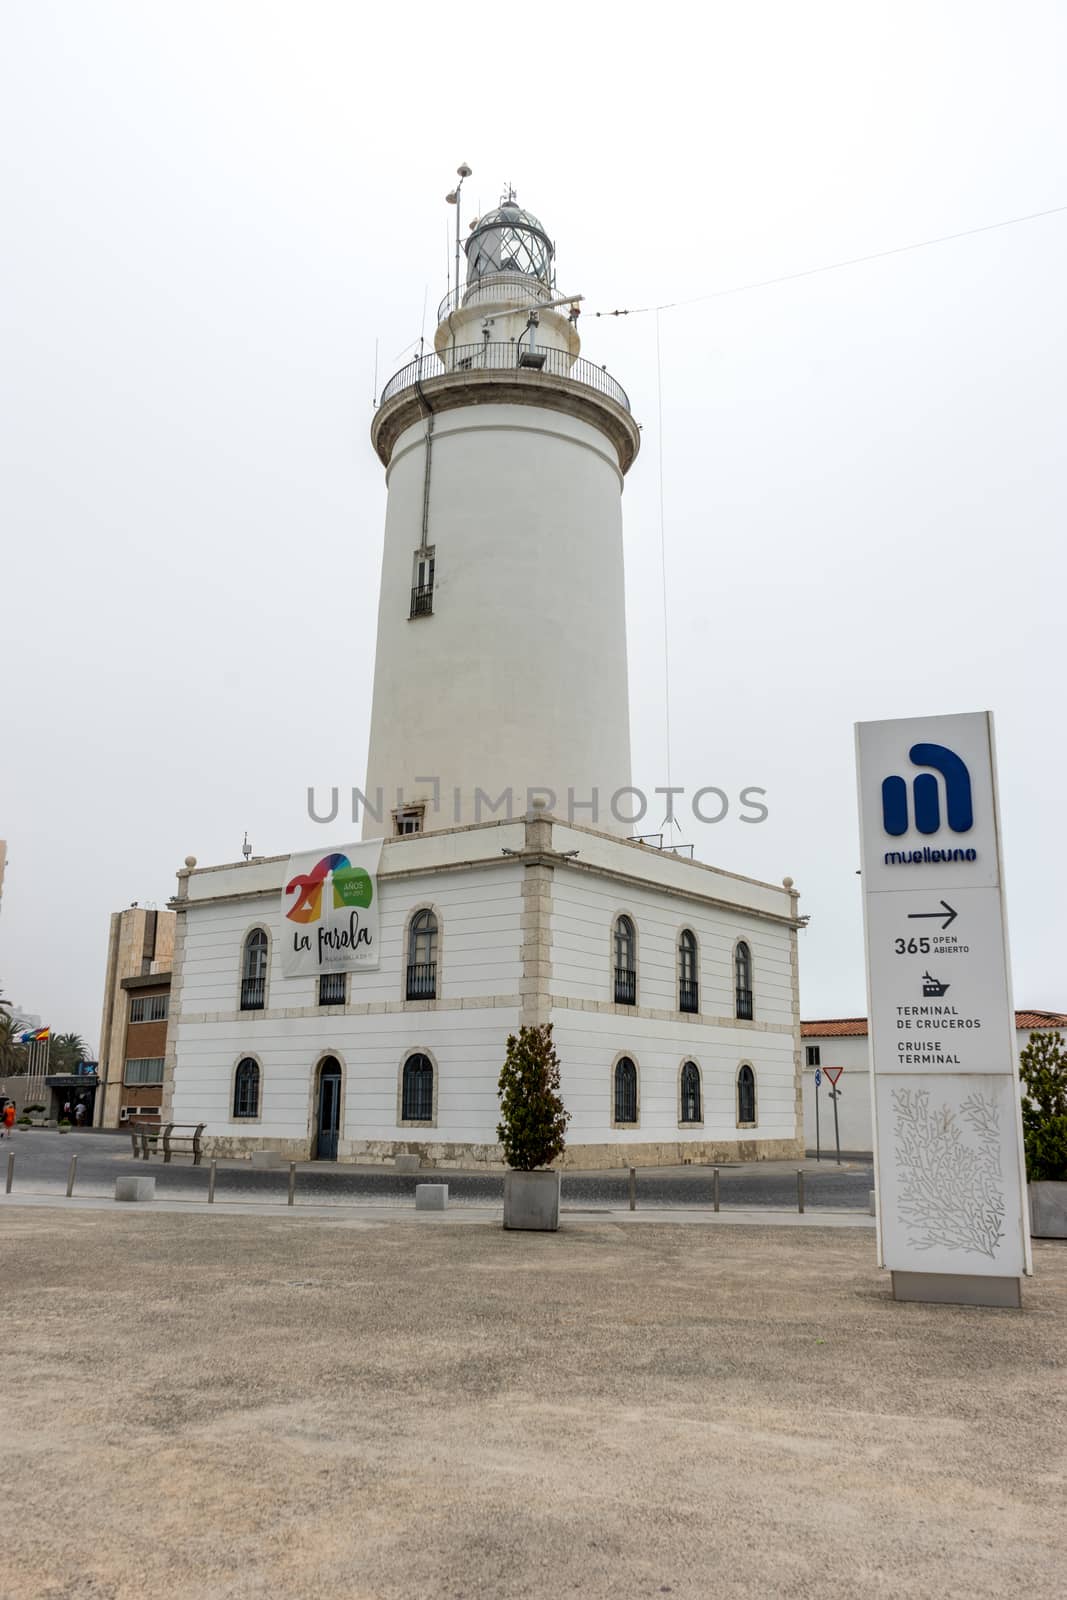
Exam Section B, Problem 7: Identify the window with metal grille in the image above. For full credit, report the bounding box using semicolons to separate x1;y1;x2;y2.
123;1058;165;1086
129;994;169;1023
678;929;698;1013
319;972;346;1006
241;929;268;1010
737;1063;756;1125
410;549;435;618
680;1061;702;1123
401;1053;434;1121
735;941;753;1020
407;909;438;999
613;916;636;1005
614;1056;638;1124
233;1058;260;1119
806;1045;821;1067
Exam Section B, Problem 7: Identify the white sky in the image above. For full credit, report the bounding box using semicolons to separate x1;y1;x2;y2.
2;1;1065;1047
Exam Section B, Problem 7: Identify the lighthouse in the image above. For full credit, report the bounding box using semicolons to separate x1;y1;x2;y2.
363;192;640;838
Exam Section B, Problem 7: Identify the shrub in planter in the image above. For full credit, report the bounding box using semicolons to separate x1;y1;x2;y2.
497;1024;570;1231
1020;1029;1067;1238
17;1116;31;1126
58;1120;71;1132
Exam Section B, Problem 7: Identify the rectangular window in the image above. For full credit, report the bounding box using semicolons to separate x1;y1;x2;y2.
319;972;346;1006
410;549;435;617
129;994;169;1023
394;807;424;836
806;1045;821;1067
124;1058;165;1086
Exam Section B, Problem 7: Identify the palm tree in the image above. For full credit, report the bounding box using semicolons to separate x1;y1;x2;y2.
49;1032;90;1073
0;1013;29;1076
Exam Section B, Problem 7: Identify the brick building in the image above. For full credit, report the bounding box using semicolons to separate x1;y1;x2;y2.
97;906;175;1127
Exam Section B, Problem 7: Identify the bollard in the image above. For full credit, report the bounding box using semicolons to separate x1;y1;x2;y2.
288;1162;297;1207
6;1152;13;1194
628;1167;636;1211
208;1160;217;1204
712;1166;720;1213
66;1154;78;1197
796;1169;805;1214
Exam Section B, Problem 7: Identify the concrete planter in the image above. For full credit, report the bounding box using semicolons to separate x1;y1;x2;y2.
1028;1181;1067;1239
503;1169;561;1232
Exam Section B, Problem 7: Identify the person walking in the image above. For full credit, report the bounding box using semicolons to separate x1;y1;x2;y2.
1;1100;15;1139
74;1101;86;1127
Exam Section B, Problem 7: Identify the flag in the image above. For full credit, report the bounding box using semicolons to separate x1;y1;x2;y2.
16;1027;49;1043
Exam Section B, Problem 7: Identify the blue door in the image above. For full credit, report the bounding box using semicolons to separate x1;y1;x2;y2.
315;1059;342;1160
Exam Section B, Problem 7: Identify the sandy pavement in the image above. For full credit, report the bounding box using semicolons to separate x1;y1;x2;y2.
1;1207;1063;1599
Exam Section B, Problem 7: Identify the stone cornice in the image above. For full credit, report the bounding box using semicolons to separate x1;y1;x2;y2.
371;368;641;474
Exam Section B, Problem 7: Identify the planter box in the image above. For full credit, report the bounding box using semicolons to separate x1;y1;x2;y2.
503;1169;561;1232
1028;1180;1067;1239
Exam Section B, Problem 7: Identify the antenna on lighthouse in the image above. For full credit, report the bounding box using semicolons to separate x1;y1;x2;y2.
241;831;252;862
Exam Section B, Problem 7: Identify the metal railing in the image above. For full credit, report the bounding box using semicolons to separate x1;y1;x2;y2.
379;342;630;413
736;988;754;1021
319;972;346;1006
406;962;437;1001
240;977;265;1011
437;272;561;325
614;967;637;1006
409;583;434;618
679;979;699;1015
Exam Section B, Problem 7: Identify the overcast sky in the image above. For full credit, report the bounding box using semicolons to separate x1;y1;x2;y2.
2;1;1065;1048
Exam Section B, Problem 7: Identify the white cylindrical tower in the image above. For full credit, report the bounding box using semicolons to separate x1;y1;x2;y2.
364;194;640;839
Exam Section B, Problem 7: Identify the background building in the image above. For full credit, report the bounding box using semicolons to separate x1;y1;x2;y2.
801;1010;1067;1153
97;905;175;1126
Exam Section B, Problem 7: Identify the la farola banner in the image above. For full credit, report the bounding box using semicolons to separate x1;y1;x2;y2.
280;841;383;977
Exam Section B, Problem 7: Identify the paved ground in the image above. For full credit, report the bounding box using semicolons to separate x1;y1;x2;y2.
1;1206;1062;1599
2;1130;874;1210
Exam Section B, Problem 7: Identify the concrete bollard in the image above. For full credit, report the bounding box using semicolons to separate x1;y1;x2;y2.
796;1170;805;1214
415;1183;448;1211
629;1167;636;1211
288;1162;297;1206
115;1176;156;1203
66;1155;78;1197
208;1160;217;1203
6;1152;13;1194
712;1166;720;1213
869;1189;877;1217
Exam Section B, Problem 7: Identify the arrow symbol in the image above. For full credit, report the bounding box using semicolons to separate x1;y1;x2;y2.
907;900;957;931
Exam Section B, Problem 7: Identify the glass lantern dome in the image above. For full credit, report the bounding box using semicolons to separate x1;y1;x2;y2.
464;199;554;288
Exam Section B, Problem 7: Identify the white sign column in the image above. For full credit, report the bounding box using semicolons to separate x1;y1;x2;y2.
856;711;1030;1307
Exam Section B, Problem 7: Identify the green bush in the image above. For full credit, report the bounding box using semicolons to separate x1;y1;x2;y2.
496;1023;570;1171
1019;1030;1067;1183
23;1104;45;1115
16;1116;30;1126
58;1120;71;1131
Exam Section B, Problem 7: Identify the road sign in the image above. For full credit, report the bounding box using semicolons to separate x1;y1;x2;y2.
856;711;1029;1307
823;1067;843;1087
814;1068;822;1087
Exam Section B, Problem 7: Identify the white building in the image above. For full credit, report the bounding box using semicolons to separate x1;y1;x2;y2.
801;1011;1067;1154
165;189;805;1168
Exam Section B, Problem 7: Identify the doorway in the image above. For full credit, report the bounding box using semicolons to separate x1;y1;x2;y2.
315;1057;342;1160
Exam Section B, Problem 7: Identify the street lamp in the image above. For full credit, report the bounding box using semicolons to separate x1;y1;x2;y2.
445;163;472;317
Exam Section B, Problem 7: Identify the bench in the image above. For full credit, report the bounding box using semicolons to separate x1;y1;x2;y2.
131;1122;205;1165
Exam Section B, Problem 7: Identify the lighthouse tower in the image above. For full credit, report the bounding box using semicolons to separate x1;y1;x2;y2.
364;193;641;838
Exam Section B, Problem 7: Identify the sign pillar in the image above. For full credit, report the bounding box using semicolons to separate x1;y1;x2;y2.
855;711;1030;1308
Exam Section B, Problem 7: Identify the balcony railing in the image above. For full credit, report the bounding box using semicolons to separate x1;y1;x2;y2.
736;988;754;1021
614;967;637;1006
319;972;346;1006
240;977;265;1011
379;342;630;414
679;979;699;1015
406;962;437;1001
410;583;434;618
437;272;561;325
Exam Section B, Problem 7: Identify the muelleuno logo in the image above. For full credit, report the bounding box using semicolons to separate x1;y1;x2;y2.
881;743;977;866
281;840;383;977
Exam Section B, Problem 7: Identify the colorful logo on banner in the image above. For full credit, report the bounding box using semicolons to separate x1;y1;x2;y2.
281;841;383;977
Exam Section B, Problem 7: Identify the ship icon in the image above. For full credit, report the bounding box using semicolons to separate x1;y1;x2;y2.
921;972;951;998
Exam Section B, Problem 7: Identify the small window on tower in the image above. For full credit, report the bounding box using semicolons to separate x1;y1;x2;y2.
410;549;435;618
394;806;425;837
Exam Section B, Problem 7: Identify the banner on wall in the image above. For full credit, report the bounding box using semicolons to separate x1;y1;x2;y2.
280;841;383;977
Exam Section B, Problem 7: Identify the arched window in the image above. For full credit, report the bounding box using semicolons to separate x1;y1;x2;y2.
614;916;636;1005
679;929;698;1013
240;929;267;1010
735;940;753;1020
614;1056;638;1124
680;1061;702;1123
407;910;438;1000
401;1053;434;1121
233;1058;260;1118
737;1063;756;1125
